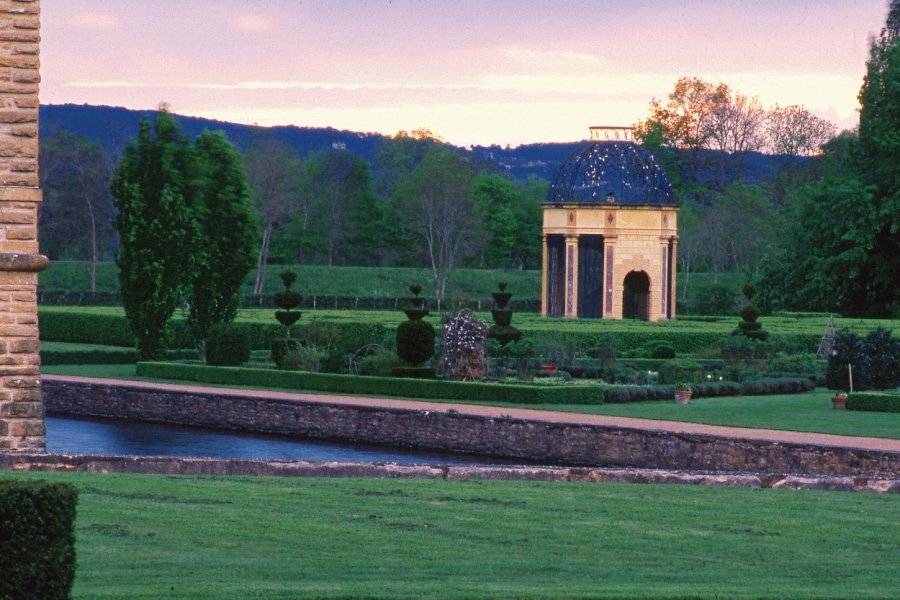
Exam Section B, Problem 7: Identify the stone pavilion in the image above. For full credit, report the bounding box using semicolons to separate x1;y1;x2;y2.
541;127;678;321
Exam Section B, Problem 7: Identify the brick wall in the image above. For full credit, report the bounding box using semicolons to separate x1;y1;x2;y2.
0;0;45;451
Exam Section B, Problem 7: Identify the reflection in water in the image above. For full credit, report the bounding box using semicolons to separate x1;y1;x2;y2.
45;416;520;466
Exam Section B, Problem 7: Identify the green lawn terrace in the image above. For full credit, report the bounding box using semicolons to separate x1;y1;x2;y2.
3;471;899;600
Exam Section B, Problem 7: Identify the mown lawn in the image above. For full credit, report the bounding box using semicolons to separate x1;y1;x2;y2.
42;364;900;439
3;471;898;599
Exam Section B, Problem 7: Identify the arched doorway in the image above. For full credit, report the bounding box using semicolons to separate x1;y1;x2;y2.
622;271;650;320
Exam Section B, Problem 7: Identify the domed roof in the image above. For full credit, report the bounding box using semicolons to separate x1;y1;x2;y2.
546;141;674;206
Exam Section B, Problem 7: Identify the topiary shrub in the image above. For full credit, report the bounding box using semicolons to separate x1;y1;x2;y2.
396;284;435;367
205;324;251;366
487;281;523;347
0;480;78;600
396;320;437;366
271;270;303;368
733;284;769;341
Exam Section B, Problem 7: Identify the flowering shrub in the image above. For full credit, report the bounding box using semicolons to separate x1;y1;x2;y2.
442;310;489;381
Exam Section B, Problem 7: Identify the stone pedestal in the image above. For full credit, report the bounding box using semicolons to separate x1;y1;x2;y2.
0;0;46;451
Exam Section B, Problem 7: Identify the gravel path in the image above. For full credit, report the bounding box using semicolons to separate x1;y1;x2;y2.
43;375;900;453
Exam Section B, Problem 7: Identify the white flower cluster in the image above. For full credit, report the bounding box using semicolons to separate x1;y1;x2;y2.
442;310;488;365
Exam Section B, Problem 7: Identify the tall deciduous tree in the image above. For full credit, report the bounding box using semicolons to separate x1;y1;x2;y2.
244;138;301;294
39;131;115;292
705;93;767;188
112;111;198;359
392;145;483;307
305;149;381;266
633;76;730;183
766;104;836;160
188;131;259;357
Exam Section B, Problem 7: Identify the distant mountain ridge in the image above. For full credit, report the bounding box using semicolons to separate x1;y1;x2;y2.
39;104;786;186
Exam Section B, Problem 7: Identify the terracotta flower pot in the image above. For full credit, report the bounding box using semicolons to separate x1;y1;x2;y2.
674;389;692;405
542;364;558;376
832;394;847;410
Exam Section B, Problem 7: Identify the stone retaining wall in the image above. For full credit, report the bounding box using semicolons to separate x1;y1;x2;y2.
3;453;898;493
42;380;900;479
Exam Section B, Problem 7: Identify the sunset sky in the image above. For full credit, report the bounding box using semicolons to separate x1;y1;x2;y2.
42;1;890;147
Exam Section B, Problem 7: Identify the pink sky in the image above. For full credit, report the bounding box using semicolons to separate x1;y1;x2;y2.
42;0;890;146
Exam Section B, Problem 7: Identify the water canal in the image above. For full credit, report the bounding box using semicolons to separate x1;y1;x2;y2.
45;415;524;466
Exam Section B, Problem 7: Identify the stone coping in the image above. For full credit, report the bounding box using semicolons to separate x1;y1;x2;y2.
1;452;898;494
0;252;47;272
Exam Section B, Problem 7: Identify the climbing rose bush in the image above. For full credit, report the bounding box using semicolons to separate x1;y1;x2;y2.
442;310;488;381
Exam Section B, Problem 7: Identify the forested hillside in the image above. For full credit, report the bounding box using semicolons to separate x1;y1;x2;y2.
37;12;900;321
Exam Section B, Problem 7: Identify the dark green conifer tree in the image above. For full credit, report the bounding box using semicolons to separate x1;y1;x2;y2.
189;130;259;358
112;110;198;360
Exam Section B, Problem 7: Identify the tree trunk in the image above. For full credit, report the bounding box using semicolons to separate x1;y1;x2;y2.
85;194;98;293
254;225;272;295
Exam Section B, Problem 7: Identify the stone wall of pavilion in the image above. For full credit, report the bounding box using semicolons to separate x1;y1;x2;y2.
0;0;45;451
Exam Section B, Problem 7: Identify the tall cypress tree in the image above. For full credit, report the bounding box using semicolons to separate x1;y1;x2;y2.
112;110;198;360
189;130;259;358
856;0;900;316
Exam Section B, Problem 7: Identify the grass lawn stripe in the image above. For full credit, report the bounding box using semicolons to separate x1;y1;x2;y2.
2;472;898;599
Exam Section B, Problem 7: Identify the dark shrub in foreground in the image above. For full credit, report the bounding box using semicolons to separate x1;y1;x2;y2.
0;480;77;600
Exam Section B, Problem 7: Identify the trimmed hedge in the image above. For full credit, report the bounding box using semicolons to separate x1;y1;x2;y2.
40;347;197;365
602;377;816;404
38;310;388;355
40;347;139;365
136;362;603;405
0;480;78;600
846;391;900;413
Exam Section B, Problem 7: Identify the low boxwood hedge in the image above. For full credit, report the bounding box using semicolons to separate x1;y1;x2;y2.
846;391;900;413
136;362;604;405
0;480;78;600
602;377;816;404
40;347;139;365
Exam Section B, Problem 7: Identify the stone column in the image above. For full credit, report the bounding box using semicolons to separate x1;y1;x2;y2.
0;0;46;452
540;234;548;317
602;236;617;318
564;235;578;318
670;237;678;320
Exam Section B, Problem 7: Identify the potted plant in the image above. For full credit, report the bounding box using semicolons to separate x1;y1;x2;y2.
674;382;692;405
831;392;847;410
